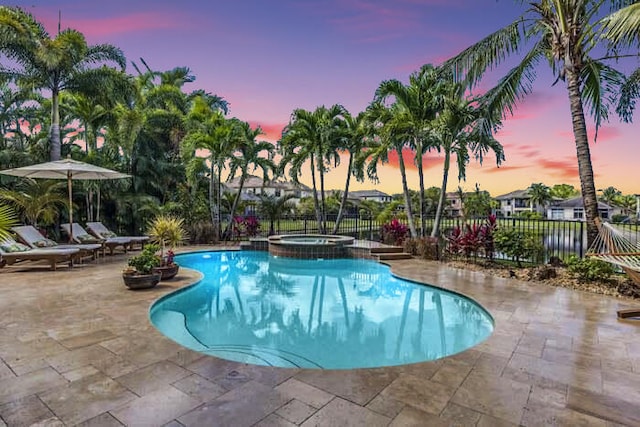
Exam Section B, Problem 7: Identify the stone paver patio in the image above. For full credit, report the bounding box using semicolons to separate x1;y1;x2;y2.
1;247;639;426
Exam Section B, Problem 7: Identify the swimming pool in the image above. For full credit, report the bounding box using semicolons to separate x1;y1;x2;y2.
150;251;493;369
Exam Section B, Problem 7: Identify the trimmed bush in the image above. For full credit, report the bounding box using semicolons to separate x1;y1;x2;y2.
493;228;543;267
566;255;615;282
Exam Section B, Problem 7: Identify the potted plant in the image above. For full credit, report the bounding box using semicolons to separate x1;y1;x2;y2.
123;244;162;289
147;214;188;280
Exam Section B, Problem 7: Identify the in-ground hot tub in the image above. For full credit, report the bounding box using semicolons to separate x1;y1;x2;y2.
267;234;355;259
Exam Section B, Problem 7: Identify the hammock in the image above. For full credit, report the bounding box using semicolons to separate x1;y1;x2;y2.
586;219;640;320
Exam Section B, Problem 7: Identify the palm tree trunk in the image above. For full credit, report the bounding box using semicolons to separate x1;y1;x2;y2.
309;156;322;233
319;162;327;235
50;88;61;161
224;173;246;240
432;148;451;237
416;140;426;237
566;70;599;247
209;162;217;241
397;146;418;238
332;153;353;234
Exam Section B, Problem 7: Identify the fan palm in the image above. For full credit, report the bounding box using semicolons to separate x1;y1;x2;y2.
442;0;635;246
257;194;296;235
0;6;127;161
0;204;18;241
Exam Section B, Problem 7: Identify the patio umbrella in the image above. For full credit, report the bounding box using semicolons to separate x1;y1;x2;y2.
0;158;130;240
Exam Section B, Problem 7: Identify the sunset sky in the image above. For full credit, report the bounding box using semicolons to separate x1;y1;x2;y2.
9;0;640;197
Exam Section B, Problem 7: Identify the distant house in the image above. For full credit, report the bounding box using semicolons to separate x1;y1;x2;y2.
225;175;312;202
349;190;392;204
546;196;615;221
445;192;463;217
495;189;544;217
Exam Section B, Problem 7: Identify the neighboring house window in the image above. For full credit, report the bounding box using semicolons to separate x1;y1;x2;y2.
506;200;511;206
573;208;584;219
599;209;609;220
551;208;564;220
275;189;281;197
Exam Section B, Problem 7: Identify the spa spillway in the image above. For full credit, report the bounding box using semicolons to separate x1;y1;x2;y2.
267;234;355;259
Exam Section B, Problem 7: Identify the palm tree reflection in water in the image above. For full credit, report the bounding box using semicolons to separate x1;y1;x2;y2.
152;251;492;368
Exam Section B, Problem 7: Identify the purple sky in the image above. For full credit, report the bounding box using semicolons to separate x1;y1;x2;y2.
10;0;640;196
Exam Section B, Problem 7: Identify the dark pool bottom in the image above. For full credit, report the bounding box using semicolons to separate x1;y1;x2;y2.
150;251;493;369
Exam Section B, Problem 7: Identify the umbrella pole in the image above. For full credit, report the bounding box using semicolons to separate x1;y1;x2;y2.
68;172;73;242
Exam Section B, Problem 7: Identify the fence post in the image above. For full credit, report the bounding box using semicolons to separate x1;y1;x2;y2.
369;217;373;240
304;218;307;234
579;221;584;258
355;214;359;238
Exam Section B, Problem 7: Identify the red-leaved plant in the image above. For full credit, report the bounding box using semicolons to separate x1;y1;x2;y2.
446;214;497;261
382;218;409;246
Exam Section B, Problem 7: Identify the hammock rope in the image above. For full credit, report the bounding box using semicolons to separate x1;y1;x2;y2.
586;221;640;271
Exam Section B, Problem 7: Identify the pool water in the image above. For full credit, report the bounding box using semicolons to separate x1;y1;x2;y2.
150;251;493;369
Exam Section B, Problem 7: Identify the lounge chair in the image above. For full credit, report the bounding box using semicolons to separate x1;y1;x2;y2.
86;222;149;250
61;223;132;255
12;225;102;260
0;237;78;271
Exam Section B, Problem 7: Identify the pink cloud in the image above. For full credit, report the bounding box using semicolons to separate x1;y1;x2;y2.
39;12;184;38
538;158;579;179
483;165;528;174
556;125;622;143
248;121;286;142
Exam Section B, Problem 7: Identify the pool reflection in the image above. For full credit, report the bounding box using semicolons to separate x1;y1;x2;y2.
150;251;493;369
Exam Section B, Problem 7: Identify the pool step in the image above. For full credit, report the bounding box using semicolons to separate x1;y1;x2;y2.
370;245;405;254
375;252;413;261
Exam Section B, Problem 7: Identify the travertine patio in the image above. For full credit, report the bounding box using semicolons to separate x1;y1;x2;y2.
1;248;639;426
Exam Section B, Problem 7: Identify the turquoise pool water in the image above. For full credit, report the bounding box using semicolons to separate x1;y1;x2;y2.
150;251;493;369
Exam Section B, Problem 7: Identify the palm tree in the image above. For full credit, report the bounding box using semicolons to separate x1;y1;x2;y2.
0;179;66;227
0;6;127;161
183;97;234;240
257;194;296;235
364;101;418;238
279;105;345;234
599;186;621;206
0;204;18;241
332;111;369;234
374;65;447;236
527;183;552;216
442;1;637;246
225;121;275;238
430;84;504;237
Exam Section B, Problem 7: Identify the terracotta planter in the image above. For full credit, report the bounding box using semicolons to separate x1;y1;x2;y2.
122;272;162;289
153;263;179;280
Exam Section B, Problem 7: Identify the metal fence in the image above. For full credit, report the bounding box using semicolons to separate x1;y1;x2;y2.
224;214;640;263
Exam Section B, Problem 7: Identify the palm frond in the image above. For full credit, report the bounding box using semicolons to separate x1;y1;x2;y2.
580;60;626;139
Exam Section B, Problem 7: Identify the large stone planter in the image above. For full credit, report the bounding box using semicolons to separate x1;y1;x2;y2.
153;263;179;280
122;272;162;290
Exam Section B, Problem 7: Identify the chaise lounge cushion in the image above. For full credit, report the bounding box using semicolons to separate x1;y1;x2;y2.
33;238;57;248
0;242;30;253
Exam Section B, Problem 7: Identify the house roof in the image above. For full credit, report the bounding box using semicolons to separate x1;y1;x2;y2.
550;196;612;209
495;189;530;200
226;175;311;192
350;190;391;199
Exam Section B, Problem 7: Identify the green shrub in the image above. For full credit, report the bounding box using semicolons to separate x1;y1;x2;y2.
611;214;629;224
493;228;543;267
127;244;161;274
516;211;543;220
565;255;615;282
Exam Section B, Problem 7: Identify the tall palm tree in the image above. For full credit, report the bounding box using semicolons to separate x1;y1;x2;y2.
442;1;635;246
374;65;447;236
332;111;369;234
430;84;504;237
0;6;127;161
527;183;552;215
183;97;234;240
279;105;345;233
364;101;418;238
225;121;275;237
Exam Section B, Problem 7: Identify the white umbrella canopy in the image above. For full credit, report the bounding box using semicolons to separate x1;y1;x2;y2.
0;158;130;240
